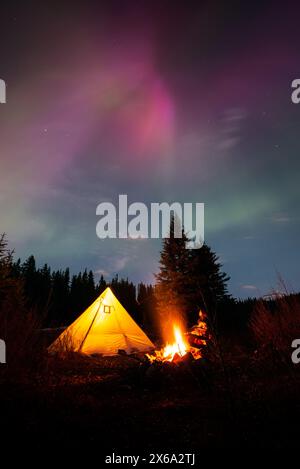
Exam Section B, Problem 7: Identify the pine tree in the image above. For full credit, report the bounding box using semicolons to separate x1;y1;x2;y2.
188;244;230;323
36;263;52;321
21;255;38;307
88;270;95;298
0;234;40;370
155;216;190;334
110;276;139;321
0;234;17;310
138;283;158;335
155;219;230;328
48;269;70;325
97;274;107;294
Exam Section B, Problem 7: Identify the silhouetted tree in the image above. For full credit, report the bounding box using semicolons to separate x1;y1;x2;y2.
21;255;38;308
0;235;40;371
155;216;191;335
155;219;230;327
97;274;107;294
110;276;139;321
187;244;230;324
48;269;70;326
137;283;158;337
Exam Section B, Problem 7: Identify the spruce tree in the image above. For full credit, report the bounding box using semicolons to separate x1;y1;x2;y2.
155;219;230;328
97;274;107;294
188;244;230;323
155;216;190;333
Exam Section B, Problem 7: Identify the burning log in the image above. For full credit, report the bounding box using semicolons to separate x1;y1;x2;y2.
186;334;207;349
136;312;214;391
146;325;189;364
146;310;211;365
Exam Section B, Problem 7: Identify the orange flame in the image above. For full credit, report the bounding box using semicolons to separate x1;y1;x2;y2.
146;324;189;363
146;311;210;363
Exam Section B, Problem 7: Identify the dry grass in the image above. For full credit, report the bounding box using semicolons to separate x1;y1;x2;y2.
0;304;45;381
48;327;77;356
249;293;300;368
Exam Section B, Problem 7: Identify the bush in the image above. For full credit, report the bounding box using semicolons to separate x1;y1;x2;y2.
0;235;44;381
249;293;300;362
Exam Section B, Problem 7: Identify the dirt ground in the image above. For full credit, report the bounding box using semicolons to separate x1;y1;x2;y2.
1;350;300;452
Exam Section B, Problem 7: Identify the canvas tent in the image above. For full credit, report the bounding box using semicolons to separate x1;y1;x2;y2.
49;287;154;356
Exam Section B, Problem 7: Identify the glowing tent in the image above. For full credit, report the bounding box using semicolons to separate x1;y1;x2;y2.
49;287;154;356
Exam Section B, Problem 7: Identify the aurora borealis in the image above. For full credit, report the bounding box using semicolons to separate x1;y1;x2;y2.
0;1;299;297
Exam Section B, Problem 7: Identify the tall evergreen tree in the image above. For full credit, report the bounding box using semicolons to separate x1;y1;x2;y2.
188;244;230;323
21;255;38;308
48;269;70;326
155;219;230;328
36;263;52;321
137;283;158;336
87;270;95;298
97;274;107;294
110;276;138;321
155;216;190;334
0;234;40;369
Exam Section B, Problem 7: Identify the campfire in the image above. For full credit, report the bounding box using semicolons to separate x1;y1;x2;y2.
146;311;209;364
146;325;189;363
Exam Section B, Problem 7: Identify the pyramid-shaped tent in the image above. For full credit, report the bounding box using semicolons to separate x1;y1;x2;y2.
49;287;154;356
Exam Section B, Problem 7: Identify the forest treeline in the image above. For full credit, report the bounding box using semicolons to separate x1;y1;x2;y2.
1;231;299;341
11;254;156;330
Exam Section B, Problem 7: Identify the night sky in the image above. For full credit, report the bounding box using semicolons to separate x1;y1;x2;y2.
0;1;299;298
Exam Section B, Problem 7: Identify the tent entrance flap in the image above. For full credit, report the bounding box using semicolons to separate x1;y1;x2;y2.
78;298;103;352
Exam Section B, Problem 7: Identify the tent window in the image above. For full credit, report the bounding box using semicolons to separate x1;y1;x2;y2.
103;305;112;314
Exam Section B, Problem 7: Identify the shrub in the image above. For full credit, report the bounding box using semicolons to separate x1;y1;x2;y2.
0;234;44;381
249;293;300;361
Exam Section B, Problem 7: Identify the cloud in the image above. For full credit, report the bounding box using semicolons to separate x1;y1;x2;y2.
241;284;258;290
217;107;247;151
94;251;131;279
94;269;110;277
218;136;240;151
113;256;130;272
271;213;291;223
222;108;248;123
